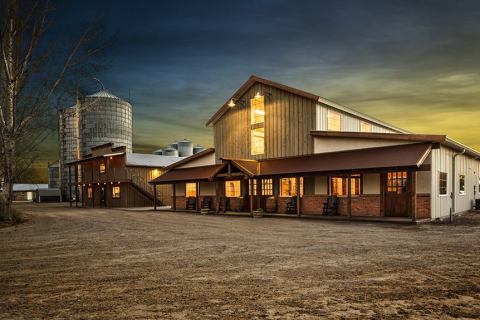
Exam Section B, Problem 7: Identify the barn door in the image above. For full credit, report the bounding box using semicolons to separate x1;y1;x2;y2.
384;171;409;217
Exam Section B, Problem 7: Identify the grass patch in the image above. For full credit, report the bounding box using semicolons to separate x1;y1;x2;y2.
0;204;25;224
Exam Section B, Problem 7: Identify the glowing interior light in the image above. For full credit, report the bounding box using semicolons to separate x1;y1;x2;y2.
254;109;265;116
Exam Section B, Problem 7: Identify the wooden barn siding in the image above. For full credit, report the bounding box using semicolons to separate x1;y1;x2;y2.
214;83;316;161
430;146;480;219
315;104;396;133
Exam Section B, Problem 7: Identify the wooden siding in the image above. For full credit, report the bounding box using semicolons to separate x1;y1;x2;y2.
77;154;172;207
214;82;317;161
430;146;480;219
315;104;397;133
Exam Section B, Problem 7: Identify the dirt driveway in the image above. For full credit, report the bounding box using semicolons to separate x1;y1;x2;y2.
0;203;479;319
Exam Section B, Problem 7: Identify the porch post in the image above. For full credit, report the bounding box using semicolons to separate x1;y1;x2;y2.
411;171;417;222
92;185;95;208
249;179;254;217
296;176;301;216
172;183;177;211
68;165;72;207
347;174;352;218
256;177;262;211
196;181;200;212
153;184;157;211
75;164;79;208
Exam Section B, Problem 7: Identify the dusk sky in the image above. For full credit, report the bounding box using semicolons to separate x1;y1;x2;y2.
38;0;480;175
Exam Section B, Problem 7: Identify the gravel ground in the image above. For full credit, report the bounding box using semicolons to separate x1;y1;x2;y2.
1;203;479;319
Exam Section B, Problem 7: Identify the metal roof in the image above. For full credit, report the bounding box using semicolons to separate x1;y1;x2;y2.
125;153;185;168
86;90;121;100
13;184;48;192
150;164;226;184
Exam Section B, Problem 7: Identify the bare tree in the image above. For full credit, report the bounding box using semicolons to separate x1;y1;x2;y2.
0;0;109;219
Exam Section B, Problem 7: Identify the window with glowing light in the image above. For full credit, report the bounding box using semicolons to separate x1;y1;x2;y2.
330;175;361;196
99;162;106;174
225;180;241;197
360;121;371;132
251;127;265;155
251;95;265;125
112;186;121;198
387;172;407;194
185;183;197;197
87;187;93;198
280;177;303;197
327;109;341;131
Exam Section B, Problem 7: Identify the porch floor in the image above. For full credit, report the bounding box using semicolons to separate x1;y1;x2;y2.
151;207;429;224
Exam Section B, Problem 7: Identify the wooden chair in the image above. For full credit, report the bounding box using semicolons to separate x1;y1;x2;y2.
201;196;212;210
286;197;297;215
186;197;196;210
323;196;339;215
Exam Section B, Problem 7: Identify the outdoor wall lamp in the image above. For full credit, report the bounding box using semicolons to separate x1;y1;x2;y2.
227;98;246;108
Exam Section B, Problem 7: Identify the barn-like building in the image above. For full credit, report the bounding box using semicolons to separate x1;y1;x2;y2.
151;75;480;221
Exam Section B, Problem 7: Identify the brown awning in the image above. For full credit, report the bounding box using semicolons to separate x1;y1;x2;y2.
258;143;432;176
150;164;225;184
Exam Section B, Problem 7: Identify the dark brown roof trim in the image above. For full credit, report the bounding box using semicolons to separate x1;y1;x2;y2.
205;75;319;127
310;131;447;142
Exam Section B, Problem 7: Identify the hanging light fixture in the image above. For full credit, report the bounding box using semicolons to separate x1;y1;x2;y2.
254;91;262;99
227;99;236;107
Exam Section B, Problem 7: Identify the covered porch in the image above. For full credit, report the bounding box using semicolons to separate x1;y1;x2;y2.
150;143;433;222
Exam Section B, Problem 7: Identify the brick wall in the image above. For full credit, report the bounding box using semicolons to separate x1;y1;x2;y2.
416;194;430;219
351;195;381;217
300;195;381;217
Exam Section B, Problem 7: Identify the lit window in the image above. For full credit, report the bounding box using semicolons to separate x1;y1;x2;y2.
250;95;265;125
225;180;241;197
262;179;273;196
280;177;303;197
112;186;121;198
439;172;447;195
99;162;106;174
186;183;197;197
151;168;161;179
251;127;265;155
87;187;93;198
331;176;361;196
387;172;407;194
249;179;273;196
327;109;341;131
459;175;465;195
360;121;371;132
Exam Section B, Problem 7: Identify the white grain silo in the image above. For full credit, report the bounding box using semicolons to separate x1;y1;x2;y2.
178;139;193;157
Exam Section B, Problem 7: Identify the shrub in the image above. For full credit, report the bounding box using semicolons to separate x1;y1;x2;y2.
0;200;25;223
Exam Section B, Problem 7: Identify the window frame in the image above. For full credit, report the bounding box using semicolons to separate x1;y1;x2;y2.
250;127;265;155
459;174;466;195
185;182;197;197
87;187;93;199
279;177;304;197
99;162;106;174
112;185;121;198
330;175;362;196
438;172;448;196
225;180;241;198
327;109;341;131
386;171;408;194
360;121;372;133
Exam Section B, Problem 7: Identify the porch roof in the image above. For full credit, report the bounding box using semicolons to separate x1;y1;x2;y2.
150;143;432;184
150;164;226;184
257;142;432;176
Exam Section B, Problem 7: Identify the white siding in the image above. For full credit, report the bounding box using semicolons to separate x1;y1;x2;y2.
313;137;414;154
316;104;397;133
176;152;216;169
430;146;480;219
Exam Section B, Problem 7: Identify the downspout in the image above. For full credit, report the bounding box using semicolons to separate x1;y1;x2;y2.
451;149;466;222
